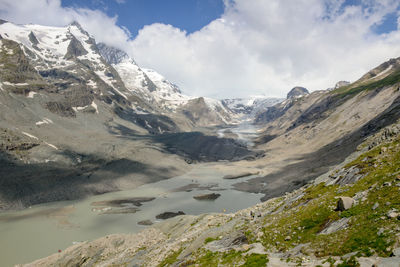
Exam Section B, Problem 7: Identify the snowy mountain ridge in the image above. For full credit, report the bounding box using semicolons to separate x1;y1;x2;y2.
96;42;243;124
0;20;285;127
223;96;284;118
97;42;235;115
0;20;241;128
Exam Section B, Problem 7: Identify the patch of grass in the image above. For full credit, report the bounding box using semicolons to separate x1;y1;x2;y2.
158;248;182;267
343;146;381;171
339;205;364;218
196;250;219;266
302;183;338;202
299;207;333;230
204;237;218;244
190;250;244;266
244;230;256;243
340;228;389;257
336;256;360;267
324;257;336;266
241;254;268;266
221;250;243;264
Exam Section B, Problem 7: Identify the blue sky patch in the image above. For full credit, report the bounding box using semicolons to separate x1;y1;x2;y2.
372;11;399;34
61;0;225;37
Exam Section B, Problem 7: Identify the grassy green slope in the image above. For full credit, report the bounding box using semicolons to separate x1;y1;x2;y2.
171;133;400;266
259;137;400;258
332;59;400;99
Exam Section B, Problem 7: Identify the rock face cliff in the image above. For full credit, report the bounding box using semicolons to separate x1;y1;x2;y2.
254;86;309;125
20;54;400;266
286;86;309;99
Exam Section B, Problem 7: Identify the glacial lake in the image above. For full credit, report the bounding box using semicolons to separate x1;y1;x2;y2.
0;163;263;266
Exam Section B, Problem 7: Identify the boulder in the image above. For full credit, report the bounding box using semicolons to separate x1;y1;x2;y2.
243;243;267;255
138;220;153;226
383;182;392;187
334;81;350;89
337;197;355;211
155;211;185;220
204;232;248;253
193;193;221;201
100;207;139;215
223;172;259;179
392;247;400;257
92;197;155;208
386;210;399;219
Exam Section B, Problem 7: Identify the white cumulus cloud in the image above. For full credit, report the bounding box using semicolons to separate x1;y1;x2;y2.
129;0;400;98
1;0;400;98
0;0;131;51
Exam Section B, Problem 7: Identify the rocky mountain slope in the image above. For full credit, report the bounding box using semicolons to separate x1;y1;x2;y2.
21;54;400;266
3;18;400;266
254;86;310;125
97;42;238;127
237;57;400;203
0;20;257;210
23;108;400;267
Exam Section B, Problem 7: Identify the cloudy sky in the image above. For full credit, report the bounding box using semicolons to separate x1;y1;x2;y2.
1;0;400;98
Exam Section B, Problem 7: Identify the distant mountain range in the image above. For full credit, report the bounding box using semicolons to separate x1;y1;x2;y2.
222;96;283;118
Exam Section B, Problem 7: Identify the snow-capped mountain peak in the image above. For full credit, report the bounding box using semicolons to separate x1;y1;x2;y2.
0;21;237;128
97;42;131;65
97;42;194;110
0;21;105;70
96;42;237;124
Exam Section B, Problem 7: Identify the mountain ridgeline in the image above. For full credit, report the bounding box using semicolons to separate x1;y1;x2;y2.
0;20;264;210
1;20;400;266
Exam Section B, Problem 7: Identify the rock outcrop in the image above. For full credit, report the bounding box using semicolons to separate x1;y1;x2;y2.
155;211;185;220
334;80;350;89
336;197;355;211
286;86;309;99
